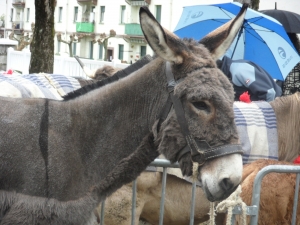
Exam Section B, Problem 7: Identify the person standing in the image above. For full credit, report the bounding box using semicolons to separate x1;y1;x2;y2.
217;56;282;102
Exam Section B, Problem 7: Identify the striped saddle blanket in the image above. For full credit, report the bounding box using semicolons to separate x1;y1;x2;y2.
0;73;81;100
234;101;278;164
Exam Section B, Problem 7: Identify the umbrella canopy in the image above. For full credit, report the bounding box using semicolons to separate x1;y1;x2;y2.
174;2;300;81
260;9;300;33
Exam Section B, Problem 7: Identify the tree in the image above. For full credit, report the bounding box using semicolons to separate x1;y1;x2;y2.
97;30;116;61
9;23;34;51
57;32;95;57
0;14;5;28
234;0;260;10
29;0;55;74
56;33;77;57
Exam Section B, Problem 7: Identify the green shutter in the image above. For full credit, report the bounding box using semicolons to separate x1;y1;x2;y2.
156;5;161;23
140;46;146;57
119;44;124;60
90;41;94;59
99;44;103;59
73;43;77;55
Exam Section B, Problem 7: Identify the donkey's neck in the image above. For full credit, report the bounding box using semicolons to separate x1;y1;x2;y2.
73;58;167;130
64;58;168;180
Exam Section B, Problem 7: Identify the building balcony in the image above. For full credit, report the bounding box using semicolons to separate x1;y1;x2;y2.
125;0;150;6
12;0;25;8
124;23;145;44
76;22;94;33
12;21;24;34
77;0;97;6
125;23;143;36
123;36;146;44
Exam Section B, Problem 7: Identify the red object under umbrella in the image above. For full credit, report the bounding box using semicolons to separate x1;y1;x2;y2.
239;92;251;103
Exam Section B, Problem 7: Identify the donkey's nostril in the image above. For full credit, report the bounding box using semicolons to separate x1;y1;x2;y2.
219;177;234;191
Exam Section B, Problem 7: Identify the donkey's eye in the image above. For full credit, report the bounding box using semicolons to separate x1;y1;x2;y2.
192;101;208;110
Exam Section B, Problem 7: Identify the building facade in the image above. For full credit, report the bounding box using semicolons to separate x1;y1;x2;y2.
1;0;231;64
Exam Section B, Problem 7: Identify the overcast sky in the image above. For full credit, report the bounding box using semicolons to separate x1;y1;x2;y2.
259;0;300;13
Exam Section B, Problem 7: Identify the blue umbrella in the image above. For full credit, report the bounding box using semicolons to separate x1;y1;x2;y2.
174;2;300;81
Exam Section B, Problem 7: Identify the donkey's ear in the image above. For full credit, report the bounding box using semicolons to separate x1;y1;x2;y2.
199;3;248;60
139;6;188;64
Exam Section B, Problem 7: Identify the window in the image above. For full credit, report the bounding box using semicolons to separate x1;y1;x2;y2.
140;46;146;57
58;7;63;22
99;44;103;59
90;41;94;59
73;43;77;56
120;6;126;24
118;44;124;60
100;6;105;23
90;6;95;23
26;8;30;22
10;8;13;22
155;5;161;23
74;7;78;22
57;40;61;53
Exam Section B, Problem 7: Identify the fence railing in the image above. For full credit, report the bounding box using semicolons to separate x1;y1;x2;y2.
6;48;130;78
99;159;199;225
98;159;300;225
229;165;300;225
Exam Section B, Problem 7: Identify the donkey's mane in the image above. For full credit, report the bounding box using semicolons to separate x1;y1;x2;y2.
63;39;203;102
63;55;153;101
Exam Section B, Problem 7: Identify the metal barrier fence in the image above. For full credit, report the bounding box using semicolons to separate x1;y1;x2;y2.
97;160;300;225
99;158;198;225
229;165;300;225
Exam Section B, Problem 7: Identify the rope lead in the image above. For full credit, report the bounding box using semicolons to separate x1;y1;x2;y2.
209;185;247;225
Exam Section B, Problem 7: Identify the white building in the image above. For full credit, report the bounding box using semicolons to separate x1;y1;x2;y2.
2;0;294;64
2;0;234;64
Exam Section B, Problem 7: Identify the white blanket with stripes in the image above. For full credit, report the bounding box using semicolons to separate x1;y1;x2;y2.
234;101;278;164
0;73;81;100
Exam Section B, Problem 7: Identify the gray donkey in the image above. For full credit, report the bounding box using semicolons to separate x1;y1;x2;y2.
0;5;248;224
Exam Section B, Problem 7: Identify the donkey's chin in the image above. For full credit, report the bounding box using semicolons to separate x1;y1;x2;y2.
202;182;239;202
199;154;243;202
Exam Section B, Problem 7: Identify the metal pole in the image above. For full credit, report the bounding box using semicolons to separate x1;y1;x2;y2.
131;179;137;225
230;27;243;59
100;200;105;225
292;173;300;225
159;167;168;225
149;158;179;168
189;181;197;225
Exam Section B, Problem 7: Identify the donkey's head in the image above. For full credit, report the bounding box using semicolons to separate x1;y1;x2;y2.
140;5;248;201
74;56;120;80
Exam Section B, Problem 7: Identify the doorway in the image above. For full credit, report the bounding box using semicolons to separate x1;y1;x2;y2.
107;48;113;61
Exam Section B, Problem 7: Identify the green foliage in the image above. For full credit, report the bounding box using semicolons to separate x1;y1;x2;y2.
233;0;260;10
0;14;5;27
251;0;260;10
